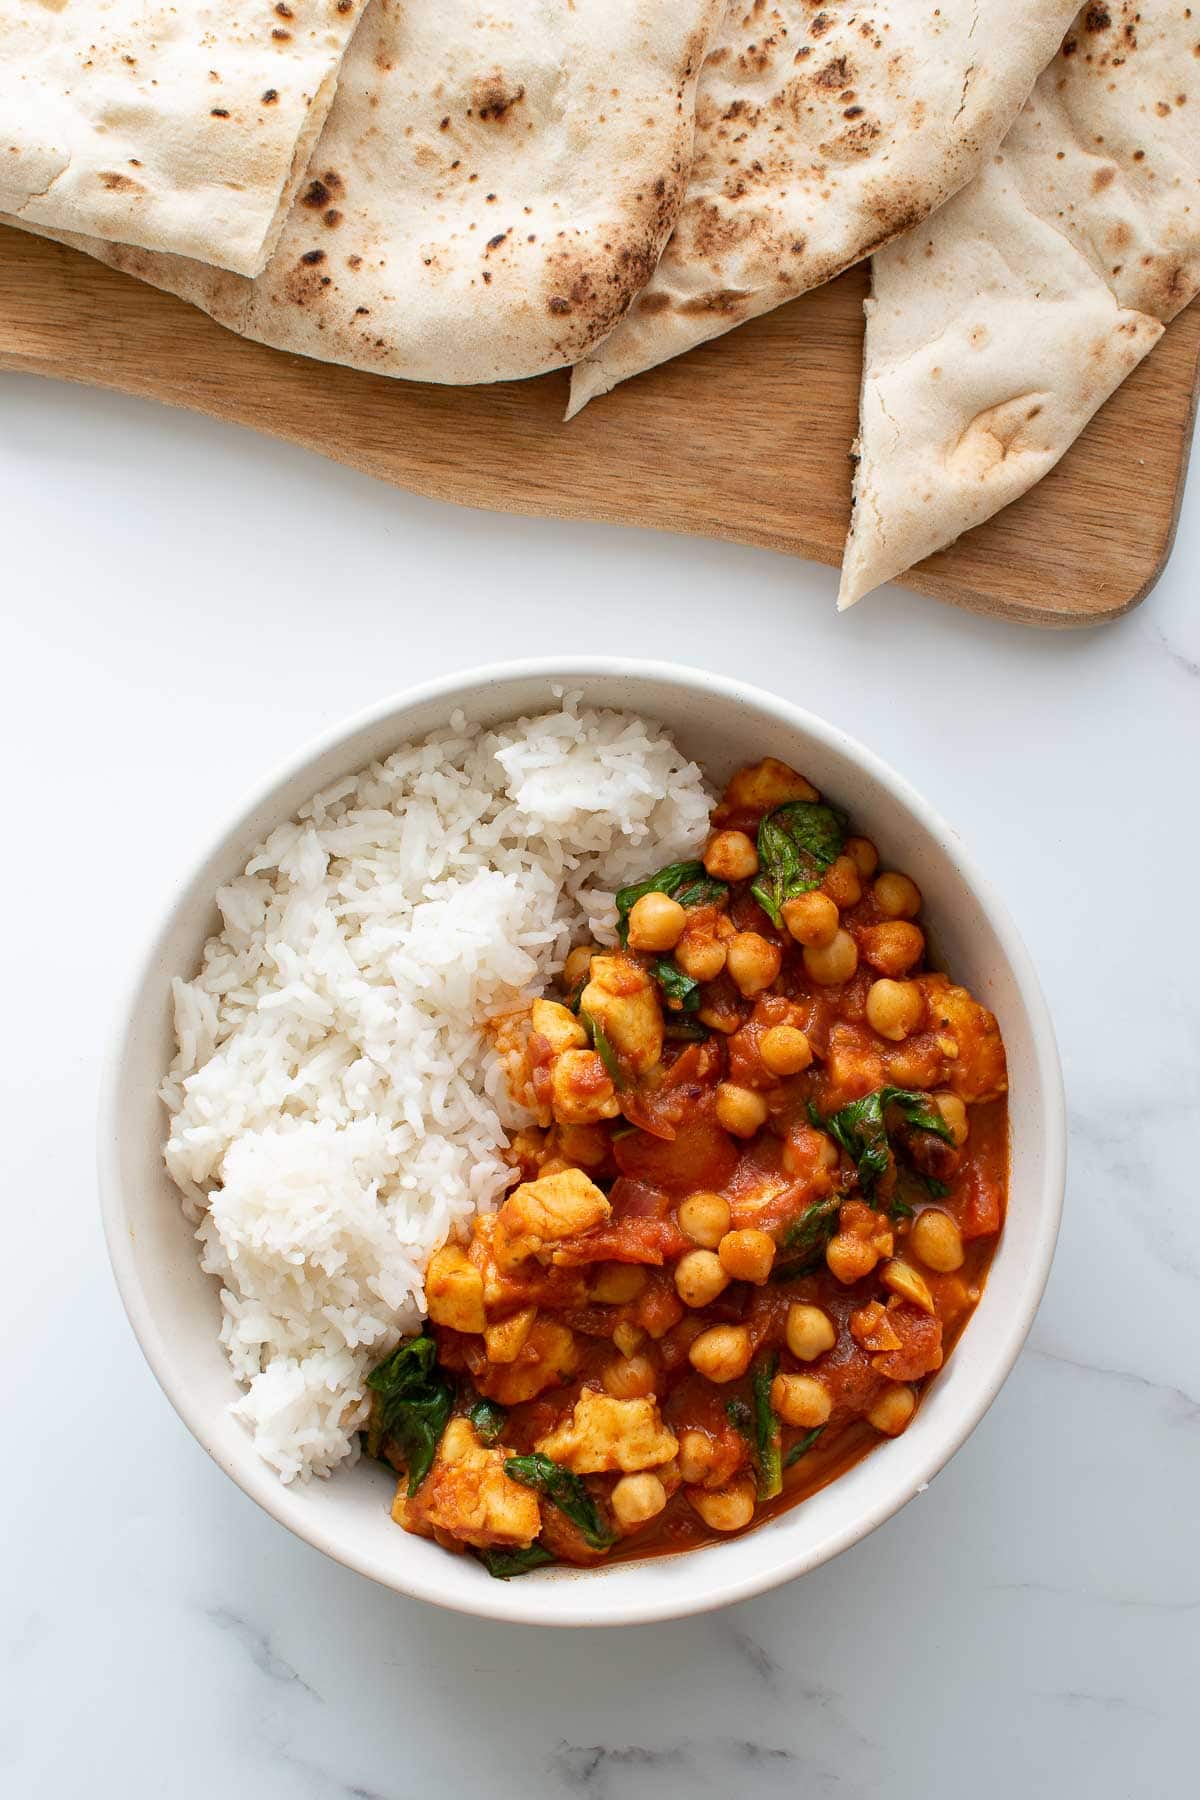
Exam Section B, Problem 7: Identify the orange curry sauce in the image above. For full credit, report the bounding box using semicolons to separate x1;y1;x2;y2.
374;757;1008;1574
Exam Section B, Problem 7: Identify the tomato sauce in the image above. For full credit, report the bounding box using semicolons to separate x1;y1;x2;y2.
377;757;1009;1576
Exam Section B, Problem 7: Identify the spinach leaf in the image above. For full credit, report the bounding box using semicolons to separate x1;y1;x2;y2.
750;801;846;926
615;861;727;944
729;1359;782;1500
783;1425;826;1469
889;1169;951;1222
467;1394;507;1447
505;1452;615;1550
365;1335;454;1496
580;1009;627;1091
675;875;728;908
812;1087;955;1200
771;1194;842;1281
727;1397;753;1436
363;1415;387;1464
477;1543;557;1581
663;1017;709;1043
751;1353;783;1500
654;958;701;1013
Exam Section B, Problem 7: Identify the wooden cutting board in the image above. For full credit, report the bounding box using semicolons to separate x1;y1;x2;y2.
2;222;1197;627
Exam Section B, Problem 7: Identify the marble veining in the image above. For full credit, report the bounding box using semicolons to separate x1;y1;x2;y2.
1;372;1196;1799
725;1627;780;1687
1038;1690;1163;1719
989;1581;1200;1614
1027;1347;1200;1422
1140;616;1200;678
203;1604;323;1701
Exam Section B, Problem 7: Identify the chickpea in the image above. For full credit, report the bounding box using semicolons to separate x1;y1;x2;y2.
785;1302;837;1362
933;1090;969;1147
873;872;922;919
626;891;688;953
699;1000;742;1036
715;1082;769;1138
845;835;879;879
563;944;595;990
675;932;727;981
759;1024;813;1076
686;1478;757;1532
782;890;839;948
559;1129;608;1176
910;1209;965;1273
674;1249;731;1308
803;929;859;987
866;978;925;1042
688;1323;753;1383
860;921;925;977
726;931;783;998
823;854;863;909
601;1354;658;1400
678;1191;732;1248
770;1372;833;1428
867;1384;917;1436
718;1228;776;1284
826;1233;879;1285
589;1261;649;1304
677;1429;718;1486
610;1471;668;1529
612;1320;645;1358
704;830;759;882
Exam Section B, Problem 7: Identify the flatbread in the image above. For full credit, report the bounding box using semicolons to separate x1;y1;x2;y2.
838;0;1200;610
12;0;725;385
566;0;1081;418
0;1;365;278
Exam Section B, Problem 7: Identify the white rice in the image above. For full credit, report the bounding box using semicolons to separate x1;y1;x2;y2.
161;695;712;1482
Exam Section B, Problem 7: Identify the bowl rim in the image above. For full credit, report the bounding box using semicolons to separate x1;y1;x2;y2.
98;655;1066;1626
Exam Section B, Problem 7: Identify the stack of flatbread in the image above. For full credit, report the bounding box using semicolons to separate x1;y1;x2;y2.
4;0;731;383
839;1;1200;606
2;1;1197;608
0;1;366;277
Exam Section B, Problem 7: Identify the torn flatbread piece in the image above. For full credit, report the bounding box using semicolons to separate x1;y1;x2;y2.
838;0;1200;610
10;0;725;385
0;0;365;278
567;0;1081;418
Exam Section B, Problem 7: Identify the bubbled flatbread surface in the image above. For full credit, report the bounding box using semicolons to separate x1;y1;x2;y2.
566;0;1082;417
16;0;725;385
838;0;1200;610
0;0;364;277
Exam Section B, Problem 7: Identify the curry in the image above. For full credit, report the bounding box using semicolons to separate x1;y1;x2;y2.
365;756;1008;1576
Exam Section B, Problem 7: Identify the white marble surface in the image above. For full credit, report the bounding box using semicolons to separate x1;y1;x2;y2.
1;373;1197;1799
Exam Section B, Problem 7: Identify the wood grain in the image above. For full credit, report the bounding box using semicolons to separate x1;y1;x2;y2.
2;223;1197;627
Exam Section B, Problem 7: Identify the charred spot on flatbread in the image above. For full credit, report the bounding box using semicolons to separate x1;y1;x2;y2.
471;72;526;123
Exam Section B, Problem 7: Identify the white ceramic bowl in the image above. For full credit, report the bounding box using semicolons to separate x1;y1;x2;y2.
100;658;1065;1627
